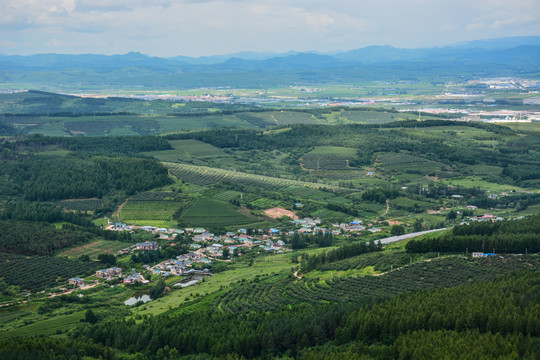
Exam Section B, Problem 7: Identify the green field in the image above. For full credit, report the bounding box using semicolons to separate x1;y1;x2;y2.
120;200;180;222
301;146;357;171
179;198;258;227
143;139;229;162
58;240;133;259
440;176;530;193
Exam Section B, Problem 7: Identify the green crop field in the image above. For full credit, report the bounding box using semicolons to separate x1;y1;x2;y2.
213;190;242;202
179;199;258;227
0;311;85;339
120;200;180;222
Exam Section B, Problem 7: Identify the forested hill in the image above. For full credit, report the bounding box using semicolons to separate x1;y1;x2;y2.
4;270;534;359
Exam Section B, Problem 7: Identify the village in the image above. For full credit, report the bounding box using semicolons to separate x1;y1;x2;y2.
64;203;517;299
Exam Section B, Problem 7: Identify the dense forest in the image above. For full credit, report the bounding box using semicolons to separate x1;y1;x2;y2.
0;156;172;201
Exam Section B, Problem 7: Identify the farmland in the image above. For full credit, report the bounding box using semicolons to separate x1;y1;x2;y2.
178;199;259;228
142;139;229;162
301;146;357;170
166;162;349;191
0;87;539;359
119;200;180;223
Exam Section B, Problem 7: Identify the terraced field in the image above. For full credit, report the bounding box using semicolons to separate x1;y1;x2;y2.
165;162;349;192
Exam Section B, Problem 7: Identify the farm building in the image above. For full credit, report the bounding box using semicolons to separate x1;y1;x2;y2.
124;273;144;283
136;241;158;250
96;267;123;279
69;277;85;287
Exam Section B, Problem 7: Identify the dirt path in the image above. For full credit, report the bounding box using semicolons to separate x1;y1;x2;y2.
382;199;390;216
373;258;435;277
116;198;129;222
49;283;99;298
271;114;279;126
293;269;302;279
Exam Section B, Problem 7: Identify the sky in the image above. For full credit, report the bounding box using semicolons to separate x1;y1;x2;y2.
1;0;539;57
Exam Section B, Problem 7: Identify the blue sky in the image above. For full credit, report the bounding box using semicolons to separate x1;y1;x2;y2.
1;0;539;57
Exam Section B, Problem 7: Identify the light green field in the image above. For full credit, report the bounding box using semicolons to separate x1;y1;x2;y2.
305;265;379;280
308;146;357;156
120;200;180;222
34;149;71;157
0;311;85;339
467;164;503;176
58;240;133;259
503;122;540;133
440;176;531;193
143;139;229;162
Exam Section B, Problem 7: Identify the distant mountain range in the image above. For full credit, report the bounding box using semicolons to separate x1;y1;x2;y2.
1;36;539;88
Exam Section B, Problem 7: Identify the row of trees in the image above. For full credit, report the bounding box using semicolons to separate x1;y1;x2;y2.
300;241;382;273
406;215;540;253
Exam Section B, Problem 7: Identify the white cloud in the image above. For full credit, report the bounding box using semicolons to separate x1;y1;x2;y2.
0;0;539;56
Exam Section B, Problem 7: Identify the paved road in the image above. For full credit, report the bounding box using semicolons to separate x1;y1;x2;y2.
373;228;448;245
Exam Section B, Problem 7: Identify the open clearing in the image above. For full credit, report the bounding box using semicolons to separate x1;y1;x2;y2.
264;207;298;219
58;240;132;259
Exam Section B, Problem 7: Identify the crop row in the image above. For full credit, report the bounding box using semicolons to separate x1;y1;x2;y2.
214;256;539;313
0;252;97;291
165;162;347;192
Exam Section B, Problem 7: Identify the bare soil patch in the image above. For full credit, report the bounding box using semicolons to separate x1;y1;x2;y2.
264;207;298;219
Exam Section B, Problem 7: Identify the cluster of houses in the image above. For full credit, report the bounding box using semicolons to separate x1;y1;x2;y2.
95;267;122;279
465;213;505;222
151;251;212;277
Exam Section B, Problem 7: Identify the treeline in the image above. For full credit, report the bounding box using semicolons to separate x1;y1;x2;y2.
290;231;334;250
0;156;172;201
361;187;399;203
0;217;130;256
300;241;382;273
0;220;91;256
406;215;540;253
1;201;93;226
